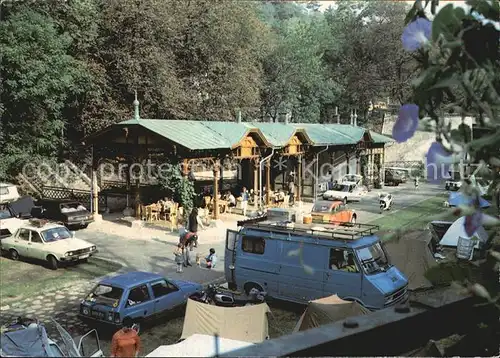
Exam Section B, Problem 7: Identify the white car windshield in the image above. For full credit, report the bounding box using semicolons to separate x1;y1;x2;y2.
332;184;350;192
356;242;391;275
41;227;72;242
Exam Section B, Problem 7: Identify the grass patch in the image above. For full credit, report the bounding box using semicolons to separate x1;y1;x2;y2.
0;256;121;302
370;194;454;230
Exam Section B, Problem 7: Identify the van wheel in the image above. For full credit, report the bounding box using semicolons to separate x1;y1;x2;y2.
47;255;58;270
10;249;19;261
244;282;263;295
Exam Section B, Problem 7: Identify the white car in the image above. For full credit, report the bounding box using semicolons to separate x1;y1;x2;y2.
322;182;365;204
1;219;97;270
0;183;20;204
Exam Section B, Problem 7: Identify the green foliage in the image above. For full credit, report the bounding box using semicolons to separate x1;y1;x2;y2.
0;0;415;179
157;163;196;214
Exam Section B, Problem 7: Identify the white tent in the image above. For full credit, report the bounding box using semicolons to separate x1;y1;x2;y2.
438;216;488;249
146;334;253;357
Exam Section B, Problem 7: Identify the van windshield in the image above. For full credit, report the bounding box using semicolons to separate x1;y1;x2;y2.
356;242;391;275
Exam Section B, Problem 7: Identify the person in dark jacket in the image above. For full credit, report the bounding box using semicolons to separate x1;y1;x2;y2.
188;208;199;249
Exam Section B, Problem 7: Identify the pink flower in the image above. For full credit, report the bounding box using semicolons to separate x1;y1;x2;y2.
392;104;419;143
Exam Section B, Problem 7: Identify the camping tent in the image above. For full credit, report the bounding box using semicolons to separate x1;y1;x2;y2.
438;216;488;249
384;230;437;291
181;299;270;343
447;192;490;208
145;334;253;357
293;295;369;332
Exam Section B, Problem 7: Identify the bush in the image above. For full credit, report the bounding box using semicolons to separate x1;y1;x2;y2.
157;162;196;214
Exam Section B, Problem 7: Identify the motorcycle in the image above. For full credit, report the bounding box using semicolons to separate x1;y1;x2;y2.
189;284;267;307
379;193;393;213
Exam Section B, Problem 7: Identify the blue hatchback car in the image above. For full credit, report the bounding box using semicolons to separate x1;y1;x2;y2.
79;271;203;332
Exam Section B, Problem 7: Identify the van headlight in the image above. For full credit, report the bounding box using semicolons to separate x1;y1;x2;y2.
65;252;73;257
91;246;96;251
82;307;89;315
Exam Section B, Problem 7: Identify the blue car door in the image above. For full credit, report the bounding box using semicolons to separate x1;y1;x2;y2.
150;279;183;315
122;284;155;320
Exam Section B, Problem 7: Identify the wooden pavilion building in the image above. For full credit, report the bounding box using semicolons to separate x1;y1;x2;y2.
84;100;392;219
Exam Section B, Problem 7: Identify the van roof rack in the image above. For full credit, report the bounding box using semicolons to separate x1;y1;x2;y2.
239;216;379;241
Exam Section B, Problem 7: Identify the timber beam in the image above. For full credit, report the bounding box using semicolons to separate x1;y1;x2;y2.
221;293;496;357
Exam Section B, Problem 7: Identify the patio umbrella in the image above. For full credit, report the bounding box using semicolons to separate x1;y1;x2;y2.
447;192;491;209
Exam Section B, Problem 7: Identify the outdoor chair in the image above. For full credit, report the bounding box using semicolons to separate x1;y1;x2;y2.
146;205;159;221
166;203;179;232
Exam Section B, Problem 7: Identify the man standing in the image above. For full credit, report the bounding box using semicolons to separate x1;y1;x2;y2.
111;318;141;357
241;187;249;216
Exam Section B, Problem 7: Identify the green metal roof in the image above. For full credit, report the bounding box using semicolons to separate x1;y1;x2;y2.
369;130;393;144
118;119;233;150
249;122;300;147
113;119;391;150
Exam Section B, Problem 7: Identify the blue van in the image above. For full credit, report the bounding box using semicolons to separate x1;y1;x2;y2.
224;218;408;310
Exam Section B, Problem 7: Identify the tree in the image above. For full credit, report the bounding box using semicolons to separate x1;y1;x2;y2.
0;6;89;179
324;1;416;126
260;8;338;122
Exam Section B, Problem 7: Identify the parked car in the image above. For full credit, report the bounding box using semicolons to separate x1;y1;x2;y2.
322;182;364;204
0;196;36;238
0;219;97;270
311;200;357;224
1;317;103;357
79;271;203;333
32;199;93;229
0;183;20;204
224;218;408;310
384;170;403;186
444;170;464;191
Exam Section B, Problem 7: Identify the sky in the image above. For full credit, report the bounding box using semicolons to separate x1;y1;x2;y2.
318;0;470;14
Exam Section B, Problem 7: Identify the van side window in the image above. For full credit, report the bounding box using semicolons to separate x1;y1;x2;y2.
241;236;265;255
329;248;359;273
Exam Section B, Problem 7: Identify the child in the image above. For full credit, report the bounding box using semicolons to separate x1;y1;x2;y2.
205;248;217;269
174;243;184;273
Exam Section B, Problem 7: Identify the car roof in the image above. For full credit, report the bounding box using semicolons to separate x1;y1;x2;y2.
99;271;164;288
19;222;65;231
314;200;343;207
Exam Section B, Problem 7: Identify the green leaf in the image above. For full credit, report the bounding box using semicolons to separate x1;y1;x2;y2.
442;39;463;49
428;73;460;90
404;3;418;25
432;4;466;41
412;66;439;89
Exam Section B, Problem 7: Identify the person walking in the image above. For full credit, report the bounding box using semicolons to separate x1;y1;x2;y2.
174;243;184;273
241;187;249;216
110;318;141;357
188;208;201;249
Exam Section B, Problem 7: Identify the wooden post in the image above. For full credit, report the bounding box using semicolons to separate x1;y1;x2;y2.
381;147;386;183
182;159;189;176
345;152;350;175
92;169;99;215
330;152;335;182
135;179;141;219
356;152;361;175
266;160;271;206
253;158;259;195
297;155;302;202
213;159;220;220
